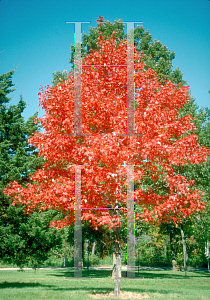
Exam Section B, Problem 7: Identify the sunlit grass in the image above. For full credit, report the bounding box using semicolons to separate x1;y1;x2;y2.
0;269;209;299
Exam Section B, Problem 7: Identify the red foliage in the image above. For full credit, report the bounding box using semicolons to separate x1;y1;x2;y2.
4;31;209;229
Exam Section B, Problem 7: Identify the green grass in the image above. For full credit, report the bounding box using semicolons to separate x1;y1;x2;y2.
0;269;209;299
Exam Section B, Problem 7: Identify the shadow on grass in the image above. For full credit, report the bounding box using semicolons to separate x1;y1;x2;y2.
0;282;55;289
191;271;210;277
48;269;207;279
41;285;176;297
0;278;182;297
49;269;113;278
135;270;210;279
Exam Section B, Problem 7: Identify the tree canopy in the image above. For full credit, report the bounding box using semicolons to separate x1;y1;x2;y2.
52;16;186;87
5;31;209;229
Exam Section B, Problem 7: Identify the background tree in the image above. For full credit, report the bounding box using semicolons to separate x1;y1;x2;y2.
177;101;210;270
0;208;62;270
52;16;186;86
69;16;186;85
0;70;62;268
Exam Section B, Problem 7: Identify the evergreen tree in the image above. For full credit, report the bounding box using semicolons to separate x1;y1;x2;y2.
0;70;62;268
0;70;43;208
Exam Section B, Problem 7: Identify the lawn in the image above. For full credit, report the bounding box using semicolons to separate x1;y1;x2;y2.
0;268;209;299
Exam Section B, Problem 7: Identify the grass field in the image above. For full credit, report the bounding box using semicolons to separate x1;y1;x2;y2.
0;268;209;299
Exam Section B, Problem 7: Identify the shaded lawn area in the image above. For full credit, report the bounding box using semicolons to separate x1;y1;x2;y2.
0;269;209;299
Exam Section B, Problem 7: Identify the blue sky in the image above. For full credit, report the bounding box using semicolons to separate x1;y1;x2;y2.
0;0;210;121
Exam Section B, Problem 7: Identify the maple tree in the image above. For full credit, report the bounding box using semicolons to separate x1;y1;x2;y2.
4;29;209;294
67;16;186;86
53;16;210;276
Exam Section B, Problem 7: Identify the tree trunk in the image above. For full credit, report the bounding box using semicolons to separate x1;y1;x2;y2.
195;215;209;271
113;221;121;297
180;222;188;275
85;239;88;255
168;223;177;271
91;241;96;256
112;252;116;278
112;240;122;279
164;236;168;259
106;194;122;296
205;240;210;271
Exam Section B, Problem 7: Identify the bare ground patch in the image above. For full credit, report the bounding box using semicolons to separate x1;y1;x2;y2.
88;291;151;299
